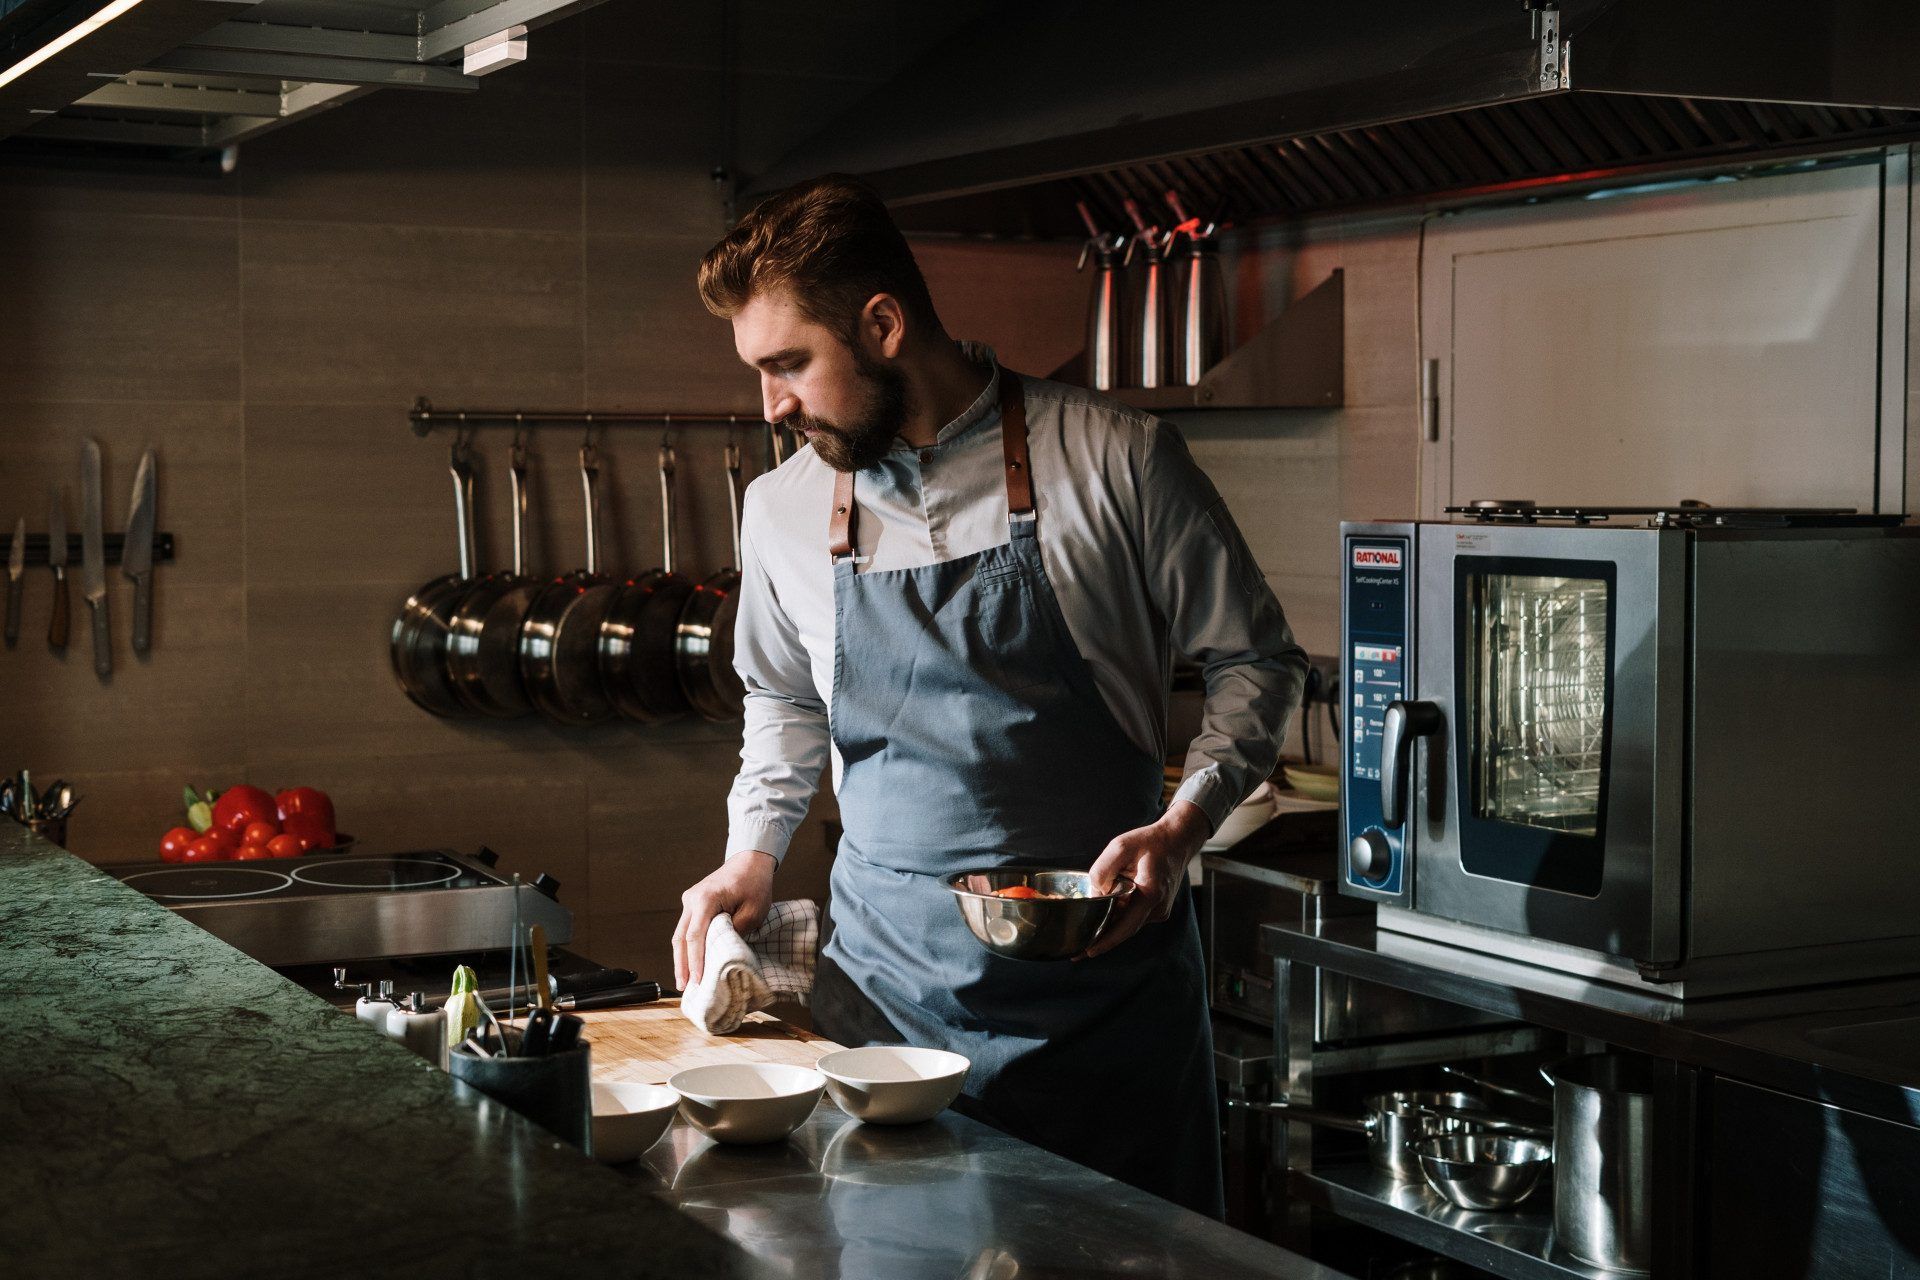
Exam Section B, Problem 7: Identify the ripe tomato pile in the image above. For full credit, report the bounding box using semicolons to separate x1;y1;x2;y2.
158;784;338;863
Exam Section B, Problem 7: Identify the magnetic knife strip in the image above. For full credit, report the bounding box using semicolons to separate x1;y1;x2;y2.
14;533;174;567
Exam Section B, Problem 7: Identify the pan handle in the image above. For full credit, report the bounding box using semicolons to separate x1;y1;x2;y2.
723;440;743;568
1224;1099;1372;1134
1428;1106;1553;1139
658;445;678;574
449;444;476;579
509;439;528;577
1441;1064;1552;1108
579;444;601;576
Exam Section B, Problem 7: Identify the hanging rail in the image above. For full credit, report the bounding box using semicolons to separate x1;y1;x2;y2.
410;396;757;437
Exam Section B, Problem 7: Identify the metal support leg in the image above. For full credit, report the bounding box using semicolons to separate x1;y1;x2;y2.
1271;954;1320;1250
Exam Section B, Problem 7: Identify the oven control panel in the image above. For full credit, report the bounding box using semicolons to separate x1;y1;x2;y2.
1342;528;1412;903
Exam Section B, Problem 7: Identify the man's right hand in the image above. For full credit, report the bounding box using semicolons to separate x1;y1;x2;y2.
673;850;777;991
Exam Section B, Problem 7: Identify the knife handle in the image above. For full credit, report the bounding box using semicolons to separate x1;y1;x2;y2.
49;569;69;651
555;967;638;998
89;597;111;678
4;578;18;647
558;982;666;1012
131;574;151;655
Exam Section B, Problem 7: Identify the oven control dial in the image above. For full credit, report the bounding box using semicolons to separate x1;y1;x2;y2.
1349;829;1393;884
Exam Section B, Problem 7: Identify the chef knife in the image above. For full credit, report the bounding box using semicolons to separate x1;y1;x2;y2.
122;449;155;655
4;517;21;648
80;439;110;678
47;487;68;651
470;967;638;1006
556;981;670;1012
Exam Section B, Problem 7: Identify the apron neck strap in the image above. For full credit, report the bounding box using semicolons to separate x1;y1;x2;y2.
829;369;1030;562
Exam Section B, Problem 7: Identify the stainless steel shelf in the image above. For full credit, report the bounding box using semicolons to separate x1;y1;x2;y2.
1290;1163;1619;1280
1308;1023;1559;1076
1049;269;1344;411
1260;917;1920;1132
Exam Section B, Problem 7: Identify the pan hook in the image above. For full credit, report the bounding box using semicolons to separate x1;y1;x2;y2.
510;415;529;471
450;421;476;470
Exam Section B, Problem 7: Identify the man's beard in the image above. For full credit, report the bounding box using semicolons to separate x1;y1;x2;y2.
785;351;909;473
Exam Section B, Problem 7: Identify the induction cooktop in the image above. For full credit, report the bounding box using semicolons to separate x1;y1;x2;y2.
104;848;572;966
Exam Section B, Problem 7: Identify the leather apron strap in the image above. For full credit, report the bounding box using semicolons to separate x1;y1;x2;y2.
829;371;1031;562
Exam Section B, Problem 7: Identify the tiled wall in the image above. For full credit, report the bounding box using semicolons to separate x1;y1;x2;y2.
1173;212;1426;770
0;0;1063;982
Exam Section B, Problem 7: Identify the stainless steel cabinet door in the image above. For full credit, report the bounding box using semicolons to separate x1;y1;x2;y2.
1418;157;1902;519
1706;1078;1920;1278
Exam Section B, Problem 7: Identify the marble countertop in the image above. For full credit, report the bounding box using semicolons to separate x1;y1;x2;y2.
0;824;740;1279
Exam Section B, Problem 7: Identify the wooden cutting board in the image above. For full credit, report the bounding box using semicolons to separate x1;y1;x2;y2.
576;998;844;1085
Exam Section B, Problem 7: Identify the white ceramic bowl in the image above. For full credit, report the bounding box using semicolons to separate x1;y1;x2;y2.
669;1063;827;1145
590;1081;679;1164
815;1046;970;1125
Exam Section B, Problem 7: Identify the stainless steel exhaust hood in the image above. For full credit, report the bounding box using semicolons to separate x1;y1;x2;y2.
0;0;610;158
745;0;1920;228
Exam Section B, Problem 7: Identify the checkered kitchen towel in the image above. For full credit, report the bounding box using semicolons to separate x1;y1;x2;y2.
680;899;820;1036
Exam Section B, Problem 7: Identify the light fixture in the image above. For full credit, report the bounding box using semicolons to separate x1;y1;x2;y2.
0;0;148;92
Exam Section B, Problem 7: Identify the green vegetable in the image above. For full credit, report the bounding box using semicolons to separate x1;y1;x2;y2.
445;965;483;1046
183;785;215;834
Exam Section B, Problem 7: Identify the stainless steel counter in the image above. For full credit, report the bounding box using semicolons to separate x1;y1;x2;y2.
619;1096;1353;1280
1261;916;1920;1130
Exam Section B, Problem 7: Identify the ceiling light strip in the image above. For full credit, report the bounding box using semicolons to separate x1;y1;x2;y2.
0;0;147;92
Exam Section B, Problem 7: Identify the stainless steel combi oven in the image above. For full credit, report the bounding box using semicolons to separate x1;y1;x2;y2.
1339;504;1920;996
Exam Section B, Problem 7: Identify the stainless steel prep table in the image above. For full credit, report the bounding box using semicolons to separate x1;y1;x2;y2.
1262;915;1920;1279
624;1095;1356;1280
1261;916;1920;1126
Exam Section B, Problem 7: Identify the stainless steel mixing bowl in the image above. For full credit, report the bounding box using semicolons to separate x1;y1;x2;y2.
1414;1132;1553;1211
946;869;1133;961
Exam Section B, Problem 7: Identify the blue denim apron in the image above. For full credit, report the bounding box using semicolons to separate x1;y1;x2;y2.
812;372;1223;1217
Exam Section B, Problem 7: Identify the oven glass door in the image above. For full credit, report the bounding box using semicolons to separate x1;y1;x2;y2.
1455;556;1616;896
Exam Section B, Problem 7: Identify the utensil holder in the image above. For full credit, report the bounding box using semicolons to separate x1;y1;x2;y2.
449;1027;592;1154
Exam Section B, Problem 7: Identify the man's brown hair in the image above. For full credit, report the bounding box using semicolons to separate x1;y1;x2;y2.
698;174;942;344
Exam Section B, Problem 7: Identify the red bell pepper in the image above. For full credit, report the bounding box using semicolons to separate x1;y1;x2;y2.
211;785;277;837
275;786;336;849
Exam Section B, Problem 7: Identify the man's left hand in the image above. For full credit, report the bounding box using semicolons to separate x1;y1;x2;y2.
1078;800;1213;960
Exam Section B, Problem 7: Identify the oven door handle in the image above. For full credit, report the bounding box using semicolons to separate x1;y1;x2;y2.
1380;699;1442;828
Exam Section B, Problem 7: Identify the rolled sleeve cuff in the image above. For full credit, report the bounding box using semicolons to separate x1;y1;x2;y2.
727;818;794;865
1171;767;1235;837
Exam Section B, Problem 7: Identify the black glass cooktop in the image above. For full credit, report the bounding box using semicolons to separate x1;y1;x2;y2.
110;852;493;902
